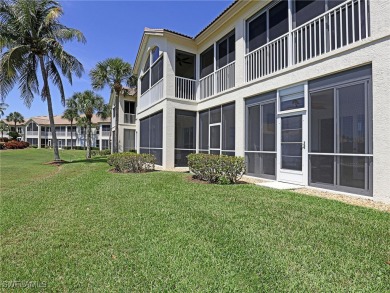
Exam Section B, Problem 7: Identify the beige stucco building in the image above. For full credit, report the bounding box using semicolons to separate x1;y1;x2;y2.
118;0;390;200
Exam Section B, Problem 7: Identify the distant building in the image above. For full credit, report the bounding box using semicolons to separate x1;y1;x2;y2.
2;115;111;150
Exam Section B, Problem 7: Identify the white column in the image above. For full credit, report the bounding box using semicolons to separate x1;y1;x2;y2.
38;125;41;148
235;19;246;86
163;100;175;169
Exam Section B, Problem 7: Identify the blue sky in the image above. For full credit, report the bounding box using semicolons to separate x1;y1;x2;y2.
3;0;233;119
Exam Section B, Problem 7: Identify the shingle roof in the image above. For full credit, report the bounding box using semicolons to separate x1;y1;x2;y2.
15;114;111;126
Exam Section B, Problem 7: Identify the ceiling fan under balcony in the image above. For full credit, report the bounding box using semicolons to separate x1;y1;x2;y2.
176;55;192;66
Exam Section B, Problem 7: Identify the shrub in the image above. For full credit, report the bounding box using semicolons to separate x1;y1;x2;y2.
107;152;155;173
8;131;20;140
187;153;246;184
91;149;111;157
0;137;9;142
0;142;5;149
4;140;30;149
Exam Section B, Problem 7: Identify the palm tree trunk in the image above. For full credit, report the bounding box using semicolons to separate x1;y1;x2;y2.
115;91;120;153
70;121;73;150
83;129;86;150
39;56;60;161
86;119;92;159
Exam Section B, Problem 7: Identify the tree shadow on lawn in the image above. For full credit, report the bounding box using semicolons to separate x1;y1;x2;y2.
44;157;108;165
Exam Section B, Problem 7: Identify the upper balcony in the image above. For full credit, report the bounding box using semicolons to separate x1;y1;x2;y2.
245;0;370;82
138;0;370;110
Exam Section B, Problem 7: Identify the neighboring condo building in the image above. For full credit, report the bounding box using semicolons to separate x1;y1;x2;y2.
122;0;390;200
2;115;111;150
110;87;137;152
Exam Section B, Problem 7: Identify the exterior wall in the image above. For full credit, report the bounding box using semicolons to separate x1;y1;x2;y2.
132;0;390;199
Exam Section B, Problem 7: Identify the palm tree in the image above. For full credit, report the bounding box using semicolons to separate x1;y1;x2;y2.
62;98;78;150
0;102;9;118
90;58;135;153
6;111;24;132
0;0;86;161
73;90;110;159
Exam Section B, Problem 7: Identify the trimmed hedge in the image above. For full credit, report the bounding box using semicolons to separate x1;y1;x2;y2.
187;153;246;184
4;141;30;149
107;152;156;173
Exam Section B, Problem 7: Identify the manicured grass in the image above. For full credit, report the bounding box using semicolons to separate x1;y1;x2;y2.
1;149;389;291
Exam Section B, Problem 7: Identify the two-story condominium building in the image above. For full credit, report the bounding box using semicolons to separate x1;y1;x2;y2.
4;115;112;150
131;0;389;200
110;87;137;152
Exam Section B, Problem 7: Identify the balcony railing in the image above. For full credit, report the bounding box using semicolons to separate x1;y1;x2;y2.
101;131;111;137
175;76;197;100
139;78;164;111
26;131;38;136
199;72;214;100
245;0;369;82
124;113;136;124
292;0;369;64
200;61;236;100
216;61;235;93
56;132;66;136
246;34;288;82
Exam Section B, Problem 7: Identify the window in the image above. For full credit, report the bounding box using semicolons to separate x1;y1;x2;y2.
27;122;38;132
151;56;163;86
217;31;235;69
102;139;110;150
140;111;163;165
124;129;136;152
102;125;110;132
309;65;372;195
96;139;100;148
140;47;163;94
151;46;160;63
245;91;276;179
200;46;214;78
175;110;196;167
247;1;288;53
175;51;195;79
124;101;136;124
199;103;235;155
140;72;150;95
279;84;305;111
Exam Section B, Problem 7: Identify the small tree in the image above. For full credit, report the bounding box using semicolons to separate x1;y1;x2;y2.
73;91;110;159
6;112;24;132
0;121;9;138
62;98;79;150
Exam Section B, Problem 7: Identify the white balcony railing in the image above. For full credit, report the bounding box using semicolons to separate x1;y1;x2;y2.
101;131;111;137
292;0;369;64
139;78;164;111
216;61;235;93
26;131;38;136
124;113;136;124
245;0;369;83
199;73;214;100
245;33;289;82
175;76;197;100
56;132;66;136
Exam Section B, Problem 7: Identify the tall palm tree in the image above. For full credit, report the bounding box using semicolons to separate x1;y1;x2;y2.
73;90;110;159
0;0;86;161
6;111;24;131
0;102;9;118
62;98;78;149
90;58;135;153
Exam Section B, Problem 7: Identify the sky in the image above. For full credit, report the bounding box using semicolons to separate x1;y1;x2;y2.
2;0;233;119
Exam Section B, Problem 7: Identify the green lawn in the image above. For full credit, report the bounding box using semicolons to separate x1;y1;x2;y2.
1;149;389;291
